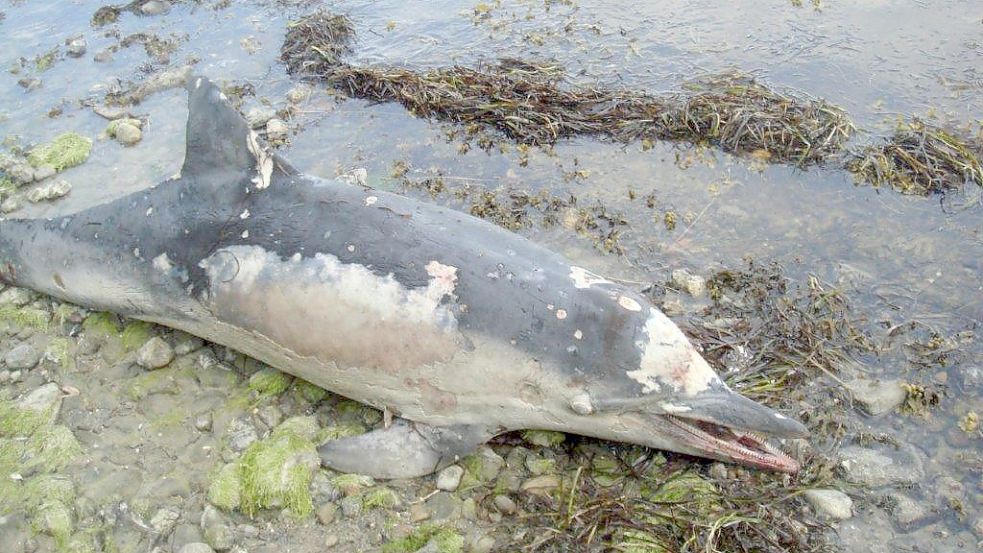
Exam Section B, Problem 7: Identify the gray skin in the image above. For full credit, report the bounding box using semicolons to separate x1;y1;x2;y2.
0;77;806;478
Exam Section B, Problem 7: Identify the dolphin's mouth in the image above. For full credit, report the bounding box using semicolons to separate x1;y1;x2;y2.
663;414;800;473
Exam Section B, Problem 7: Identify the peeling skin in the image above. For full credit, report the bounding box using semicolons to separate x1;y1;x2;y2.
569;265;613;289
628;309;720;396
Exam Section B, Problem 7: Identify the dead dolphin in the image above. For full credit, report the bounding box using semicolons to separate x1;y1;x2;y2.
0;77;806;478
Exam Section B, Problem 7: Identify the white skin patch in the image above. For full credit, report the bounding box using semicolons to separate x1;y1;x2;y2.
195;78;202;89
247;131;274;189
574;329;583;340
145;207;153;216
365;196;378;206
241;230;249;239
240;209;250;219
659;403;692;413
198;245;462;372
626;309;720;396
569;266;613;289
556;309;567;320
617;295;642;312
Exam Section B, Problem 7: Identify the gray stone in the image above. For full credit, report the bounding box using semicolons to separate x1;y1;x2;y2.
315;503;337;525
286;85;312;104
469;446;505;483
16;382;62;419
194;413;213;432
140;1;171;16
0;198;21;213
226;418;258;452
493;494;516;515
150;506;180;535
93;49;114;63
66;37;87;58
173;333;204;355
245;107;276;129
424;492;460;521
670;268;707;297
436;465;464;492
846;379;906;416
804;489;853;520
26;179;71;203
200;505;233;552
471;534;495;553
839;445;924;487
265;119;289;142
324;535;339;548
7;163;35;185
137;337;174;369
93;105;129;120
32;164;56;181
177;544;214;553
5;343;41;370
113;122;142;146
255;404;283;429
310;471;341;503
886;492;932;529
0;288;33;306
339;495;362;518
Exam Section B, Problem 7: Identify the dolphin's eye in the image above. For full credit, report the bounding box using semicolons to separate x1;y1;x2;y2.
568;392;593;415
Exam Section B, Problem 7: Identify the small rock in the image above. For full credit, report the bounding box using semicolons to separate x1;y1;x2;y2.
709;462;728;480
93;105;130;120
136;336;174;369
436;465;464;492
804;489;853;520
150;506;180;535
177;544;215;553
173;332;204;355
339;495;362;518
26;179;72;203
93;49;114;63
265;119;289;142
470;446;505;482
140;1;171;16
424;492;460;521
0;288;33;306
337;167;368;187
471;535;495;553
7;163;35;185
226;418;258;453
66;37;87;58
315;503;337;525
194;413;213;432
0;198;21;213
16;382;62;420
310;471;341;503
846;379;906;416
200;505;233;552
286;85;312;104
520;474;560;496
245;107;276;129
972;518;983;540
4;343;41;370
492;494;516;515
18;77;42;92
32;164;56;181
113;122;142;146
670;268;707;297
255;404;283;429
409;503;430;523
886;492;932;529
839;445;924;487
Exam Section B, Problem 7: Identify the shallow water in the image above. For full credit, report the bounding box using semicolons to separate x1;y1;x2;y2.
1;0;981;551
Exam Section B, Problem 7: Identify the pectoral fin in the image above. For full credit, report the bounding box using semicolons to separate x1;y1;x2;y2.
317;419;492;479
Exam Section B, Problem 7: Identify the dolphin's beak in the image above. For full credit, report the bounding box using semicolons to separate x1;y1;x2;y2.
649;384;807;473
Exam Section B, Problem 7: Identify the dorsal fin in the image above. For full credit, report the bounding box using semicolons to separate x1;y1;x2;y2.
181;76;254;178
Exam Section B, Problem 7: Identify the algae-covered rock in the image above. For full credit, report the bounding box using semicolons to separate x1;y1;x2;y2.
248;368;293;397
207;462;242;512
382;524;463;553
273;416;319;441
362;486;400;510
26;133;91;172
26;178;71;202
331;473;374;496
317;422;366;442
136;336;174;369
458;446;505;490
237;427;319;517
520;429;565;447
291;378;329;403
642;470;720;512
32;500;73;548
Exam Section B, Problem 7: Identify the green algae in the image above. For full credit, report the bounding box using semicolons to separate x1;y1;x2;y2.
248;367;293;397
291;378;330;403
26;425;83;471
45;337;74;371
0;304;51;331
273;416;319;441
27;133;92;172
207;462;242;511
331;473;375;496
81;311;120;338
382;524;463;553
521;429;565;447
120;320;154;351
32;500;73;549
362;486;399;510
317;422;366;442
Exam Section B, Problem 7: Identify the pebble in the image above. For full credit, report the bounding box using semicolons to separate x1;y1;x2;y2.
245;107;276;129
339;495;362;518
436;465;464;492
16;382;62;418
310;471;341;503
136;336;174;369
0;288;33;306
177;544;215;553
226;418;258;452
66;37;87;58
839;445;924;487
845;379;906;416
0;198;21;213
315;503;337;525
173;333;204;355
286;85;312;104
265;119;289;142
424;492;460;521
4;343;41;370
520;474;560;496
255;404;283;429
492;495;516;515
324;535;339;548
32;164;56;182
803;489;853;520
194;413;213;432
93;105;130;120
200;505;234;552
7;163;35;185
113;122;142;146
670;268;707;297
886;492;932;529
471;535;496;553
26;179;72;203
140;1;171;16
409;503;430;523
150;506;180;534
93;49;114;63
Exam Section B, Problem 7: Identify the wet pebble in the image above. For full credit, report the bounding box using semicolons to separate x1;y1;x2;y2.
492;495;516;515
137;337;174;369
245;107;276;129
339;495;362;518
66;37;87;58
150;506;180;535
265;119;289;142
886;492;932;529
286;85;312;104
141;1;171;16
226;418;258;452
846;378;906;416
177;543;215;553
93;49;113;63
803;489;853;520
436;465;464;491
113;122;142;146
32;164;56;182
7;162;35;185
839;445;924;487
0;198;22;214
26;179;72;203
200;505;234;552
670;268;707;297
194;413;213;432
315;503;337;525
4;343;41;370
